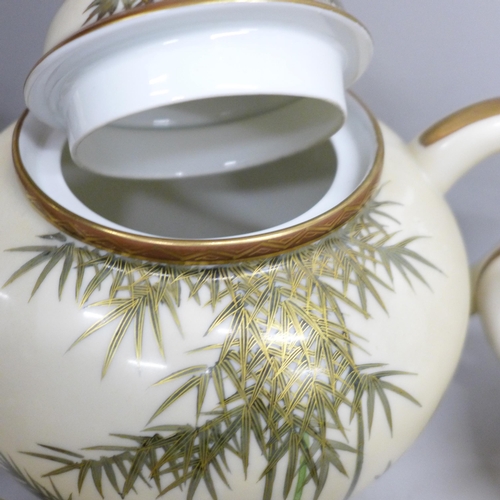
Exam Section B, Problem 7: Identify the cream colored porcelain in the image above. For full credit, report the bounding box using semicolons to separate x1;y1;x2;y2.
26;0;372;178
3;2;500;498
2;96;500;500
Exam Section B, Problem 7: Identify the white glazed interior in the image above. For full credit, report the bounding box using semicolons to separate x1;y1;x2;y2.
18;95;378;240
25;1;373;178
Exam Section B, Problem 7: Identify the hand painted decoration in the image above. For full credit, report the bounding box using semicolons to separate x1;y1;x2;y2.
82;0;343;24
1;196;431;500
1;1;500;500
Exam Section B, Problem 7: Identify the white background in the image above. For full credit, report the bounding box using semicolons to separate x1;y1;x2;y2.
2;1;500;499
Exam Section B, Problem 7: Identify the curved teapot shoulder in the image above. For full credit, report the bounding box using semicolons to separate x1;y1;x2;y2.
43;0;90;52
377;121;469;279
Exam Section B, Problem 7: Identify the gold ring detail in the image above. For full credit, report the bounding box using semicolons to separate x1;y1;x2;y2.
12;96;383;265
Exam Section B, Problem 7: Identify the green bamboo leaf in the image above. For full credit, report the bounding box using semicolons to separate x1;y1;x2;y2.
209;455;232;490
218;359;247;402
102;299;142;377
134;296;146;361
161;288;184;337
300;389;319;436
2;250;51;289
159;469;194;496
122;449;148;496
241;408;251;477
37;445;85;459
5;245;56;252
283;433;300;499
102;458;121;495
203;465;218;500
197;372;211;420
263;443;277;500
379;380;421;406
312;457;329;500
39;233;67;242
80;255;115;305
208;300;240;335
151;428;197;473
323;441;349;476
187;465;204;500
69;299;136;349
75;247;95;300
108;258;134;298
249;402;267;456
77;461;91;492
145;299;164;359
149;376;201;423
249;362;272;406
90;461;104;498
367;379;376;434
112;455;131;484
212;364;227;410
58;245;76;299
373;378;393;434
154;365;208;386
298;435;320;482
260;438;290;479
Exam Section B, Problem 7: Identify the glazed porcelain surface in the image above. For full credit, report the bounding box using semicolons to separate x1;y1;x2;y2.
0;100;481;499
26;0;372;178
4;2;500;500
43;0;345;52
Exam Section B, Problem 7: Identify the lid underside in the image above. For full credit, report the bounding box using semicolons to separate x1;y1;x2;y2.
25;0;373;179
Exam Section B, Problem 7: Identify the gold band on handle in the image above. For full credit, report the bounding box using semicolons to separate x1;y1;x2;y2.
419;98;500;147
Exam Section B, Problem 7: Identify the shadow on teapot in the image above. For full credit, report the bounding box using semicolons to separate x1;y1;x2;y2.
61;140;337;239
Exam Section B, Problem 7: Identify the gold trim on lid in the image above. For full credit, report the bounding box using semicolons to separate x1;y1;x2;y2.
419;98;500;146
12;97;383;266
27;0;369;88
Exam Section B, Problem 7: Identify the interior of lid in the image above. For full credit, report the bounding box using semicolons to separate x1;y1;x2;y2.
73;94;345;179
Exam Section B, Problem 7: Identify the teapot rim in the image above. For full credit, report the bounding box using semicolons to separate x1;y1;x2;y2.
12;94;383;266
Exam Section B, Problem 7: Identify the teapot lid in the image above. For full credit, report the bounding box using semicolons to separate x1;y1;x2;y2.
25;0;372;179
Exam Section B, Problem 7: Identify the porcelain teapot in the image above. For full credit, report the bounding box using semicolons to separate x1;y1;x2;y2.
1;2;500;500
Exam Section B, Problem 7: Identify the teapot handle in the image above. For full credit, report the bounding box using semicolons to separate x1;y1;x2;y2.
408;98;500;357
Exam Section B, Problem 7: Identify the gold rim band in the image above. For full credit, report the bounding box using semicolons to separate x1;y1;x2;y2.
420;98;500;147
28;0;367;85
12;100;383;266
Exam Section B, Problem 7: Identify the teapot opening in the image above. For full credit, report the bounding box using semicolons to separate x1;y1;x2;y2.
61;140;338;240
14;94;382;264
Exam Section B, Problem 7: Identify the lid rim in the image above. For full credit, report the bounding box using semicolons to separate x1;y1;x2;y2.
25;0;372;106
24;0;372;178
40;0;369;57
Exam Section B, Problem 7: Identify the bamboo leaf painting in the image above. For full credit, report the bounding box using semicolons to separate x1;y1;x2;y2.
2;194;439;499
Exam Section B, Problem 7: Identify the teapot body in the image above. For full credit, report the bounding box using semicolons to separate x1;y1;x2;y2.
0;119;470;500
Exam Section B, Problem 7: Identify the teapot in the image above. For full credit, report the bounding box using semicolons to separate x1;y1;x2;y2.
1;1;500;500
